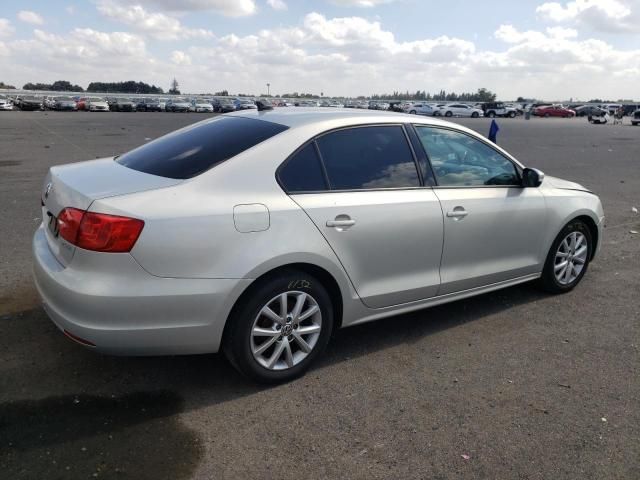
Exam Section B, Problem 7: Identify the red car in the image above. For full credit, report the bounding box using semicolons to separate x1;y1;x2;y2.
76;97;88;111
534;105;576;118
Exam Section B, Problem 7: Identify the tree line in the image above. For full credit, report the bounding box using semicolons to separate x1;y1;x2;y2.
19;80;164;94
87;81;164;94
370;88;497;102
23;80;83;92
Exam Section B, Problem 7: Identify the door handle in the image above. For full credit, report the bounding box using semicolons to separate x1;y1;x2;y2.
326;219;356;228
446;208;468;219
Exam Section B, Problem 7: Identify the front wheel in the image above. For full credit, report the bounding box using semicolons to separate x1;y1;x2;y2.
224;270;334;383
471;112;479;118
509;112;516;118
445;111;453;117
409;110;417;115
488;111;496;118
539;220;592;294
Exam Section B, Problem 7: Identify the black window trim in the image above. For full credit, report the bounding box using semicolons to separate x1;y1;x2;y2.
409;123;524;189
276;123;428;195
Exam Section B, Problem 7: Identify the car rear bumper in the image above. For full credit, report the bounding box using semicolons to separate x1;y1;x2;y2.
32;225;249;355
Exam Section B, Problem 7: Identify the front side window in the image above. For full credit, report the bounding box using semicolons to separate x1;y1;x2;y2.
316;126;420;190
415;127;519;187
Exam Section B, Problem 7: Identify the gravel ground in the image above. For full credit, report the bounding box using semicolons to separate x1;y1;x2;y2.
0;111;638;480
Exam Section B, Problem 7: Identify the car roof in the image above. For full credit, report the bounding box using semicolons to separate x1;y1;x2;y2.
226;107;454;129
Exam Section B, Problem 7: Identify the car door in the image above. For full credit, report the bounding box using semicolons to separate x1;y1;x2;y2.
413;125;547;295
279;125;444;309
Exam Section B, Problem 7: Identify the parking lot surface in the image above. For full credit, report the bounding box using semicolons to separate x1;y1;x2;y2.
1;111;638;479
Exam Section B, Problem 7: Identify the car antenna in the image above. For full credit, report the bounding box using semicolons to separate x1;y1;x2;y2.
256;100;273;111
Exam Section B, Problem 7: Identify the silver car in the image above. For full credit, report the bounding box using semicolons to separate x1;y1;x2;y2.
33;109;604;382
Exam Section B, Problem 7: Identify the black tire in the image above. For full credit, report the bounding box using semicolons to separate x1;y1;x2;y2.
509;111;516;118
409;110;417;115
445;111;453;117
471;112;479;118
538;219;592;294
544;113;550;118
224;270;334;383
488;111;496;118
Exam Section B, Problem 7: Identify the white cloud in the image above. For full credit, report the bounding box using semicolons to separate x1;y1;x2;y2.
330;0;395;6
97;1;214;40
267;0;288;10
66;5;76;15
18;10;44;25
0;18;15;38
537;0;640;32
136;0;256;16
171;50;192;65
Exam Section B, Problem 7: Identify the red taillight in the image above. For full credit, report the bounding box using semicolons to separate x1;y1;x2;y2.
57;207;84;244
57;208;144;253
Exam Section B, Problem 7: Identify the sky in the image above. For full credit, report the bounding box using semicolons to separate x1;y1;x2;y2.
0;0;639;100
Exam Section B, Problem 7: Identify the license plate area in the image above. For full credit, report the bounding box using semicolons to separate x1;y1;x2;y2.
47;211;59;237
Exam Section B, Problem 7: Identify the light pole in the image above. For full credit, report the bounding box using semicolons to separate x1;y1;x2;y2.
266;83;270;96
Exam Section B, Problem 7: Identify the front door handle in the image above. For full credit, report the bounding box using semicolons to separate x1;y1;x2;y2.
446;208;468;219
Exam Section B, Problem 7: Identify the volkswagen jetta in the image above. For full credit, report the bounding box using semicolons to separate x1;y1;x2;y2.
33;109;604;382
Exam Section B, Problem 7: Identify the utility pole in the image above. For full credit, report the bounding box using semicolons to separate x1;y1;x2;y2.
266;83;270;96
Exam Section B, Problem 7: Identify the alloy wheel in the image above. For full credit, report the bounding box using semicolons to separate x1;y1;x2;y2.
554;231;588;285
250;291;322;371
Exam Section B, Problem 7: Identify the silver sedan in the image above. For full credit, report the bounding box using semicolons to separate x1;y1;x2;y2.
33;109;604;382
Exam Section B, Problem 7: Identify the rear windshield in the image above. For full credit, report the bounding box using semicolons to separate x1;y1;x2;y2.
116;116;288;179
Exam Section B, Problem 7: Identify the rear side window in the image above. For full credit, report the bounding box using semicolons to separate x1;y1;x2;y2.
116;116;288;179
316;126;420;190
279;143;328;192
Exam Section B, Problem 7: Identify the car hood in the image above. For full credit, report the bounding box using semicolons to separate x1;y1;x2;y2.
543;175;590;192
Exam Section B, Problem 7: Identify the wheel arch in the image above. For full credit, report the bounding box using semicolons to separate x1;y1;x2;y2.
547;212;600;263
221;262;346;350
574;214;599;261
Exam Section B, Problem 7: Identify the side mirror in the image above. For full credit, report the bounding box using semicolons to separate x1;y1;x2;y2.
522;168;545;187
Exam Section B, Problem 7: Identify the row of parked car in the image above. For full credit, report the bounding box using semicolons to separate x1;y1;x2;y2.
2;94;639;122
400;101;528;118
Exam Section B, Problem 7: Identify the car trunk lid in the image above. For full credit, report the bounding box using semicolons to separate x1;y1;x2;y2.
41;157;182;266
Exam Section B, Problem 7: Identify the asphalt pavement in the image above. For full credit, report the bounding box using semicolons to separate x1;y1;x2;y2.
0;111;638;479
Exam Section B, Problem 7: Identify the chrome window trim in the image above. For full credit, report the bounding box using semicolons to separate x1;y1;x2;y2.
277;123;429;195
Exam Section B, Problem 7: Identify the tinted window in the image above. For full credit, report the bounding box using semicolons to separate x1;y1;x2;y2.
317;126;420;190
116;116;288;179
279;143;328;192
415;127;519;186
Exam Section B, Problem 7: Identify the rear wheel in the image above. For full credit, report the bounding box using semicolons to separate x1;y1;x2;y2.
488;111;496;118
224;270;334;383
445;111;453;117
539;220;592;293
509;111;516;118
410;110;417;115
544;113;550;118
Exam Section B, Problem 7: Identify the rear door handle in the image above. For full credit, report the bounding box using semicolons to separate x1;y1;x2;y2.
446;208;468;219
326;219;356;228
